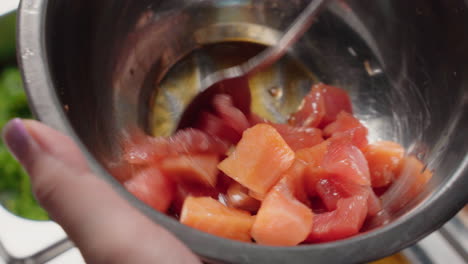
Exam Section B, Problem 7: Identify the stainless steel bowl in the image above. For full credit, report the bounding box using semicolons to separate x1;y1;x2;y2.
18;0;468;263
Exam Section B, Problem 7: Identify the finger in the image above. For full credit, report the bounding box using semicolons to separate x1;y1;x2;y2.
2;119;201;264
23;119;90;170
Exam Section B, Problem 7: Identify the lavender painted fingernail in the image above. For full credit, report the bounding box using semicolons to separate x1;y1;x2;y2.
2;118;35;167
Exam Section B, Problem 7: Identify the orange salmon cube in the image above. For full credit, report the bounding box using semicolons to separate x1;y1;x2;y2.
280;160;312;206
251;178;314;246
161;154;219;187
295;140;329;166
180;196;254;242
218;124;295;194
363;141;405;187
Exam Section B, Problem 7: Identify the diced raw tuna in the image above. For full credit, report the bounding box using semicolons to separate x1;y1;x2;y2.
289;84;325;128
195;112;241;145
123;128;229;164
322;137;371;186
213;94;251;135
307;195;367;243
124;167;174;213
272;123;324;151
323;111;368;149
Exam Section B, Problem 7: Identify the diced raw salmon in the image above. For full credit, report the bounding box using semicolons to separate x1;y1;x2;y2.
272;123;324;151
160;154;219;187
124;167;174;213
364;141;405;187
251;178;314;246
218;124;295;194
285;159;309;180
171;183;218;215
307;195;367;242
276;160;313;206
295;141;329;166
118;79;433;246
226;182;261;212
180;196;254;242
295;141;329;197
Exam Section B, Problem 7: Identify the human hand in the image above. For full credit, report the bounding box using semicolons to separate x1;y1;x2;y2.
2;119;201;264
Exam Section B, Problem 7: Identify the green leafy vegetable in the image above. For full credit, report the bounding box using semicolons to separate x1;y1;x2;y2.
0;67;49;220
0;12;16;64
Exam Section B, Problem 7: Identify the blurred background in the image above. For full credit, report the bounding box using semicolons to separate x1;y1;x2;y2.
0;1;466;263
0;2;84;263
0;1;48;221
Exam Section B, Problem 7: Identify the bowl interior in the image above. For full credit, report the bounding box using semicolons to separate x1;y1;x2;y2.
34;0;468;262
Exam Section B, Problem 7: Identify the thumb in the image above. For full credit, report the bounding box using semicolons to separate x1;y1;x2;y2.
2;119;200;264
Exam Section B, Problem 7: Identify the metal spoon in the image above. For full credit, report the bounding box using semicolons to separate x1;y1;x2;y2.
177;0;327;129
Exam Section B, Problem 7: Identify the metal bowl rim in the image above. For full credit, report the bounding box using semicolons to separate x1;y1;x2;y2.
17;0;468;262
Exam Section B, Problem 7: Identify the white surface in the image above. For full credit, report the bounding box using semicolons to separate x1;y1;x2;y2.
419;231;466;264
47;248;85;264
0;0;19;16
0;199;465;263
0;205;67;259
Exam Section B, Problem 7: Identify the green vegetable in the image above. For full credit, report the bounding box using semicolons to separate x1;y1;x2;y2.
0;12;17;64
0;67;49;220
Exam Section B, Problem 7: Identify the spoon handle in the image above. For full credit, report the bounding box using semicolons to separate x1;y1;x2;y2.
243;0;327;75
